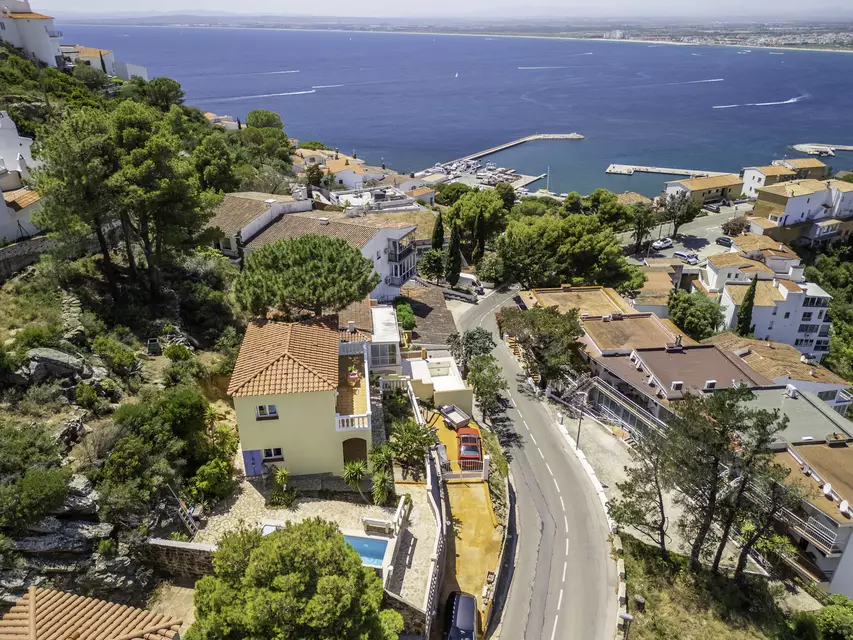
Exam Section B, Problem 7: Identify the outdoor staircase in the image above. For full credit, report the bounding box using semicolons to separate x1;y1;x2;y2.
168;484;199;537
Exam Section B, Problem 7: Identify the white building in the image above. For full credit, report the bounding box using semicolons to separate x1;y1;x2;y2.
1;187;40;243
730;234;804;279
720;278;833;361
741;165;796;198
60;44;115;75
203;112;240;131
0;1;63;68
324;158;387;190
0;111;34;179
750;180;853;245
327;186;417;213
663;174;744;205
114;61;148;82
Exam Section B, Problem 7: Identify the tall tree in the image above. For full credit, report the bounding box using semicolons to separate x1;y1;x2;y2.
631;203;657;255
186;519;403;640
661;191;700;238
467;354;508;422
144;77;185;111
498;306;584;385
446;223;462;286
246;109;284;129
471;208;486;264
709;394;788;573
667;289;724;341
736;277;758;337
418;249;446;285
494;181;516;211
32;108;121;299
608;431;672;560
303;162;324;198
192;134;239;193
448;328;496;376
668;387;754;572
449;189;507;245
234;236;380;317
431;210;445;250
434;182;473;206
562;192;583;214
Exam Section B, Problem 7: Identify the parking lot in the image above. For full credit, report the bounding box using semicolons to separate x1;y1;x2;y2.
627;203;752;266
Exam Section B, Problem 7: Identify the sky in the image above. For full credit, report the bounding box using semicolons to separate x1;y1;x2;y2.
39;0;853;20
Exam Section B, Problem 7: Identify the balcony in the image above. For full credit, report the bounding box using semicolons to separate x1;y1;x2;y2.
782;549;834;585
46;29;62;38
782;509;845;556
336;354;372;432
387;241;415;263
839;389;853;403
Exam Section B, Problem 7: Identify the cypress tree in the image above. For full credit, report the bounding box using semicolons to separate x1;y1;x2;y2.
736;277;757;337
431;210;445;250
471;210;486;265
446;223;462;286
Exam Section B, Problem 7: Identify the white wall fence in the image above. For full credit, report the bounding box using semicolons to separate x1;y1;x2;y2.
437;456;490;482
423;450;448;637
381;495;413;587
379;376;426;426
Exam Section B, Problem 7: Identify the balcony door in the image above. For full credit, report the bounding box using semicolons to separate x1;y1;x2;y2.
342;437;368;465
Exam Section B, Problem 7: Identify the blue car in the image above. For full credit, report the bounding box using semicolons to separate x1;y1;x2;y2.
444;592;477;640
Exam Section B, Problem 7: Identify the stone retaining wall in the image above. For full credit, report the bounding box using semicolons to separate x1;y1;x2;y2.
0;236;53;282
143;539;216;579
384;593;426;636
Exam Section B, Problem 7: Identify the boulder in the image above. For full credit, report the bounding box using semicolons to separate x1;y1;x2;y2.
13;522;113;554
23;348;86;384
67;473;94;497
52;418;92;452
77;553;152;595
26;516;63;535
50;475;98;516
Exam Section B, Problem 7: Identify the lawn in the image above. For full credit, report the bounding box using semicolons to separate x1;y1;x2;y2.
622;535;790;640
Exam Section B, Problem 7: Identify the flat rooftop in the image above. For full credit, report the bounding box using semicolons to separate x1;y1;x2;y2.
744;387;853;445
408;357;466;393
371;306;400;344
531;286;634;317
775;443;853;525
581;313;693;355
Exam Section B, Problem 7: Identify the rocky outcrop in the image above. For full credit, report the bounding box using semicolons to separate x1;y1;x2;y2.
20;348;92;385
52;416;93;453
14;520;114;554
49;474;98;516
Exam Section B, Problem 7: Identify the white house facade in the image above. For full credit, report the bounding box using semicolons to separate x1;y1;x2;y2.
0;1;62;67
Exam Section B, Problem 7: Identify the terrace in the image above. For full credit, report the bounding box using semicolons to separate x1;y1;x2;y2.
336;353;371;432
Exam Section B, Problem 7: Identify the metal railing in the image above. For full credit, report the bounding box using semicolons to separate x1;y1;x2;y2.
388;242;415;263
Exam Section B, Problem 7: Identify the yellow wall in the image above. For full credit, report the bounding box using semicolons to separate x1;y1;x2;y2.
435;388;474;417
234;390;371;476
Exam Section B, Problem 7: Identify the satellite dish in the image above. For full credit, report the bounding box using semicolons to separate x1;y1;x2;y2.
840;500;849;514
823;483;833;496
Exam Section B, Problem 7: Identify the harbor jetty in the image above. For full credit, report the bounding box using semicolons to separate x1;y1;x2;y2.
606;164;729;178
793;143;853;156
448;133;584;164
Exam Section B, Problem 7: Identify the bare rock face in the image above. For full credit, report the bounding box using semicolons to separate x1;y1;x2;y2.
49;474;99;516
52;417;93;453
22;348;91;384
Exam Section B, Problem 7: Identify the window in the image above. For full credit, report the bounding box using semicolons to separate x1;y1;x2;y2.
802;312;813;321
798;324;820;334
220;237;232;251
795;338;814;347
256;404;279;420
768;321;774;330
817;390;838;401
816;339;830;352
772;307;777;316
784;312;790;319
377;251;381;260
818;310;824;319
371;343;398;367
262;447;283;460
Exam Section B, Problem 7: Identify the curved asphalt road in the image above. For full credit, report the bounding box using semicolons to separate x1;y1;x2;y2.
459;289;617;640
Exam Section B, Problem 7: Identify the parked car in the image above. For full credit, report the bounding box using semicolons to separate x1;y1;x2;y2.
444;591;477;640
715;236;734;247
651;237;673;250
704;203;721;213
457;428;482;462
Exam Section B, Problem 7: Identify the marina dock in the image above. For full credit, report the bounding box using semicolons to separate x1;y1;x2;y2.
511;173;548;189
793;143;853;155
448;133;584;164
605;164;729;178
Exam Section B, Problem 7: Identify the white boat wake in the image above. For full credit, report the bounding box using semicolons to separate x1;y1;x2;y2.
214;90;316;102
254;70;301;75
672;78;724;85
713;94;808;109
311;84;346;89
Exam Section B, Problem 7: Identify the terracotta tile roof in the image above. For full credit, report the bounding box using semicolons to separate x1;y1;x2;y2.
704;332;849;386
8;12;52;19
784;158;827;169
706;253;774;273
208;192;297;237
615;191;652;207
725;280;784;307
747;216;779;230
759;179;827;198
732;234;799;259
324;158;369;175
408;186;435;197
245;213;379;251
830;179;853;193
3;188;40;211
228;319;340;397
63;45;112;57
0;587;181;640
336;297;373;342
669;174;743;191
778;279;804;292
747;165;796;177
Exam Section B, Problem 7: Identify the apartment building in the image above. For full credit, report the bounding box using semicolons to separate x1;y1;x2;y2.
720;279;833;361
663;174;744;205
0;1;63;67
772;157;830;180
741;165;796;198
749;179;853;246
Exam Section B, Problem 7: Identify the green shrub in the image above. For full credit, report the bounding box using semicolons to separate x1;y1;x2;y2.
169;531;191;542
394;298;416;331
164;357;207;387
189;457;236;501
17;382;63;416
98;377;121;400
14;323;61;350
93;334;136;376
0;345;22;375
79;311;106;339
213;326;242;376
96;538;117;556
75;383;99;410
268;487;298;508
164;343;193;361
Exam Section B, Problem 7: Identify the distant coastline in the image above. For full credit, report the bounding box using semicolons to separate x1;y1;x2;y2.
59;22;853;55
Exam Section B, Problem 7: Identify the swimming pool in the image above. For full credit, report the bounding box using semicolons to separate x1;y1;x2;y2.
344;534;388;568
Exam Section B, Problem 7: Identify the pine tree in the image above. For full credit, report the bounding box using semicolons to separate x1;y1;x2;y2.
736;277;758;337
471;209;486;265
446;223;462;286
431;210;445;250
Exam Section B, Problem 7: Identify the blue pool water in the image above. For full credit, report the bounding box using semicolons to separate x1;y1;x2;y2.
344;534;388;568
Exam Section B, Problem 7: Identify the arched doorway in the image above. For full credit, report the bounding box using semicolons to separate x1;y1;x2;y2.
342;438;368;465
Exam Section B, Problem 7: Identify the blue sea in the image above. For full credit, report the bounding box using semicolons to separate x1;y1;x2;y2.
59;25;853;196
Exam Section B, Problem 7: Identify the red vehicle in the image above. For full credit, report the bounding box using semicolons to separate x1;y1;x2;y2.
457;428;482;462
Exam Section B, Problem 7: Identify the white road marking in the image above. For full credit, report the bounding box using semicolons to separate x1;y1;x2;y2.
546;463;554;476
521;418;528;428
538;448;545;459
564;515;569;532
530;434;538;445
560;496;565;511
565;539;569;555
557;589;564;611
562;561;567;581
550;616;559;640
553;479;561;493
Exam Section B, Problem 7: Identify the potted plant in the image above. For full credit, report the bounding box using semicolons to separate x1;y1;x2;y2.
347;364;361;386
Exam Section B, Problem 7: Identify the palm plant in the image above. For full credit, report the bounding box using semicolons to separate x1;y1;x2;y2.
274;465;290;491
342;459;368;503
389;419;435;480
369;443;394;475
371;469;395;506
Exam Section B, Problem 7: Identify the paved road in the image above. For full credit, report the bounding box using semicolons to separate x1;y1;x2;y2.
459;290;617;640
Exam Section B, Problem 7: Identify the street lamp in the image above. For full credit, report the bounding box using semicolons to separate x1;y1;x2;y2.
619;612;634;639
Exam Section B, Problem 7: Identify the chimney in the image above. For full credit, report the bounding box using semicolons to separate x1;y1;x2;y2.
318;217;329;225
675;334;683;347
347;320;356;333
421;347;427;359
264;198;276;209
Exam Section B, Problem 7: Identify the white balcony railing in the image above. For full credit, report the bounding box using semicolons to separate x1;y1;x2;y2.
339;341;366;356
336;413;371;431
